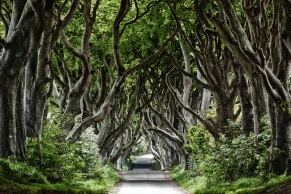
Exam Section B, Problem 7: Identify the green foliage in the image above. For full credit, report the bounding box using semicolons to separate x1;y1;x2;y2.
27;112;85;182
151;159;161;170
71;162;120;192
0;24;5;37
184;121;271;185
0;159;47;184
174;119;275;193
199;132;270;184
184;126;213;170
76;127;99;172
120;2;176;59
206;133;269;183
171;165;208;193
1;109;120;193
0;159;120;194
123;157;133;170
171;166;291;194
206;107;217;122
186;126;213;154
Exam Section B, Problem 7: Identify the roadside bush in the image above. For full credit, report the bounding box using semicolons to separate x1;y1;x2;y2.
172;116;280;193
171;165;207;193
199;135;268;183
184;126;213;171
77;127;99;172
73;161;119;179
27;112;85;182
185;120;271;184
199;131;270;184
98;163;120;185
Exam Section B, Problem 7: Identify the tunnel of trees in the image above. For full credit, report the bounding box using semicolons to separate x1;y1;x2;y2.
0;0;290;188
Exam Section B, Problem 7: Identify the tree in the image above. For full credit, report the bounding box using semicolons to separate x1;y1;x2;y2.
65;0;178;144
24;0;80;138
0;0;46;158
195;0;291;174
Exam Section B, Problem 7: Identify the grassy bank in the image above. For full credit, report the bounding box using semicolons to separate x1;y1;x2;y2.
0;159;120;194
170;165;291;194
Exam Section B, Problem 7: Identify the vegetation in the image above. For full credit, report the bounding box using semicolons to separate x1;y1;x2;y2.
0;116;120;193
0;0;290;193
0;158;119;193
171;165;291;194
170;117;290;193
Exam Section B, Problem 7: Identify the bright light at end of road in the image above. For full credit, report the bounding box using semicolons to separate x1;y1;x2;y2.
138;154;154;159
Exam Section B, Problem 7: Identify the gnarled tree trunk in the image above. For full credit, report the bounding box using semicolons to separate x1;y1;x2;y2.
0;0;45;158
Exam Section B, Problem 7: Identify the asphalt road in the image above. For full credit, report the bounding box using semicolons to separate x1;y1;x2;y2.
110;154;188;194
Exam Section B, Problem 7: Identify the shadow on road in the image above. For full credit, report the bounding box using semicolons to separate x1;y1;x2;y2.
131;162;153;169
130;153;157;170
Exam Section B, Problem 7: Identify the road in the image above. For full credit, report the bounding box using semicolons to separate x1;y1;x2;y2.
110;154;188;194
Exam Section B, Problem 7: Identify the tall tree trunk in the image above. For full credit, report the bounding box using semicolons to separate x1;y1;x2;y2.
179;34;193;128
199;0;291;174
249;74;265;139
269;0;291;175
16;76;27;159
214;92;236;137
0;1;45;158
235;64;254;136
24;52;38;137
61;0;98;131
197;71;211;118
24;1;55;138
270;107;291;174
0;73;20;158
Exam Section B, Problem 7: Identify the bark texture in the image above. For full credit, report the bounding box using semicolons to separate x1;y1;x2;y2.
0;0;45;158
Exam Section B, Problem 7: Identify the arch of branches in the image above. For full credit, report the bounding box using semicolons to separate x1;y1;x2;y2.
0;0;290;174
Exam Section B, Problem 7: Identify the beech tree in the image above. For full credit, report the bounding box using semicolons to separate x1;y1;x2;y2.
0;0;290;178
0;0;47;158
25;0;80;138
193;0;291;174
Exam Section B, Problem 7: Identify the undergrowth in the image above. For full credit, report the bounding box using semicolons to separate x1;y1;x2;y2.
172;117;291;193
0;158;120;194
0;111;120;193
171;165;291;194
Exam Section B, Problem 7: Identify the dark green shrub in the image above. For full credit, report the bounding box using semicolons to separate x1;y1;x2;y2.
199;123;271;184
185;120;271;185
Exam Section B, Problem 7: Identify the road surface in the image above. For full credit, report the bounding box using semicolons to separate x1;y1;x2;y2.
110;154;188;194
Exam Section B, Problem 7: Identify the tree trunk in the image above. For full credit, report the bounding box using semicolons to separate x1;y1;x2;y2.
249;74;265;139
269;0;291;175
0;1;45;158
0;75;20;158
24;1;55;139
24;52;38;137
270;107;291;174
197;70;211;118
179;34;193;128
16;77;27;159
235;64;254;136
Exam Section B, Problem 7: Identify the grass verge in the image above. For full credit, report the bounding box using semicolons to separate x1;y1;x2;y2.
170;165;291;194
